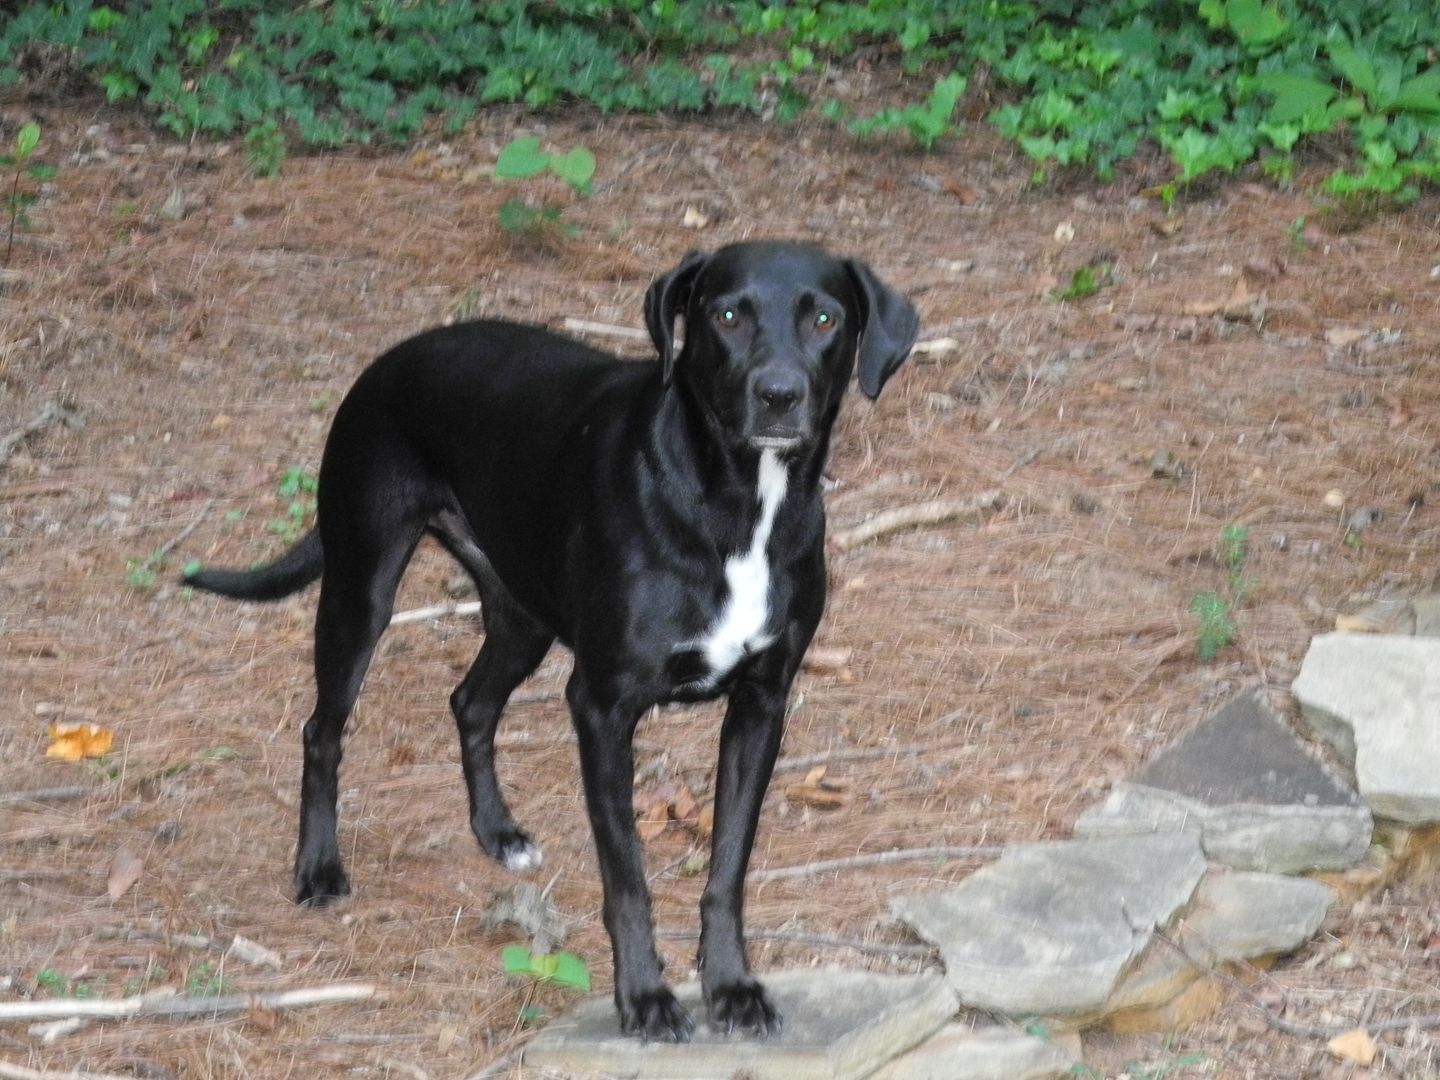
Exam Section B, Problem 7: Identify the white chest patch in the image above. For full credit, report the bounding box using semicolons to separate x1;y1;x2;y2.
696;449;789;680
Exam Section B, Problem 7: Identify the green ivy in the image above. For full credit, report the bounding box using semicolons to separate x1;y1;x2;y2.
2;1;1438;199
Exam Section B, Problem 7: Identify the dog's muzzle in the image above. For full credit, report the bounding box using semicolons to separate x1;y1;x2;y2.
746;367;810;450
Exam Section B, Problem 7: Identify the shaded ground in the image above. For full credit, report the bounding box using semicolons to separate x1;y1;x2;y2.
2;102;1438;1079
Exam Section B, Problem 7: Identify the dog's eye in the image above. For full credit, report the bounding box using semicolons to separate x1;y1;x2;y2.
814;311;835;332
716;308;739;328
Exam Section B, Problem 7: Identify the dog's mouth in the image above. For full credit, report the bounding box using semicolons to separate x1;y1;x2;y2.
748;433;805;452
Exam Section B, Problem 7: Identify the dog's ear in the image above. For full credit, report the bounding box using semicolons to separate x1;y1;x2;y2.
645;250;709;384
845;259;920;399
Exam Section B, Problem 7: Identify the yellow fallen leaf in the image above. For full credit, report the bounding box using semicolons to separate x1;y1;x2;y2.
107;846;144;901
46;722;114;761
1327;1027;1377;1066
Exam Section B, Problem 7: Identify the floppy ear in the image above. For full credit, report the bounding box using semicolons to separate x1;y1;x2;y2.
845;259;920;399
644;250;709;384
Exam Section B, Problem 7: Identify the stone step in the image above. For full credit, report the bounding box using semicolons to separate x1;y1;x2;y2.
523;968;957;1080
1292;633;1440;823
1076;687;1371;873
891;832;1206;1015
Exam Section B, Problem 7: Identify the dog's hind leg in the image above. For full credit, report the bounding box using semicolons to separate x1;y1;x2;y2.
295;506;427;907
430;514;555;870
451;588;554;870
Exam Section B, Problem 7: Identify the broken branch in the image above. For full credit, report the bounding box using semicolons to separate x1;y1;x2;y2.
390;600;481;626
0;982;378;1024
831;491;1006;552
752;844;999;883
0;1061;139;1080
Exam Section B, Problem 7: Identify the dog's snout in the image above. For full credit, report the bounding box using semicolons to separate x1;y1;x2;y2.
753;369;806;412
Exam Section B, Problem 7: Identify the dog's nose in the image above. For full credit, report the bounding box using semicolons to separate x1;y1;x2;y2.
754;370;806;412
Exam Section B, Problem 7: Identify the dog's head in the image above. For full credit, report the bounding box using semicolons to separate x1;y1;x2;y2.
645;241;919;453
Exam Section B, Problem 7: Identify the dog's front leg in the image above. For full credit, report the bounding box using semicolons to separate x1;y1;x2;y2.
698;670;789;1037
567;670;695;1042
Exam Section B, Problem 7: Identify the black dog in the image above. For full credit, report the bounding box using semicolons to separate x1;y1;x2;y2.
186;241;918;1041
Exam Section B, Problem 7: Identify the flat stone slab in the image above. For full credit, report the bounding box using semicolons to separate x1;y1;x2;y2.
1292;633;1440;823
1075;688;1371;872
871;1024;1076;1080
1105;870;1335;1016
892;833;1206;1015
1336;591;1440;636
523;969;957;1080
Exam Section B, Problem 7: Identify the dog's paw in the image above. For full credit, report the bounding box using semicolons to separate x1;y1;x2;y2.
618;987;695;1043
705;978;782;1038
482;829;543;872
295;861;351;907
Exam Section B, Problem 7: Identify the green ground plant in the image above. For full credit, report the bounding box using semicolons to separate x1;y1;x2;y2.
501;945;591;992
269;465;318;544
3;121;57;262
1;3;1436;202
493;135;595;238
1190;523;1251;662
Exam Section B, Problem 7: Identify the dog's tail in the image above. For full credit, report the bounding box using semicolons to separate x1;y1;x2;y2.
184;529;323;601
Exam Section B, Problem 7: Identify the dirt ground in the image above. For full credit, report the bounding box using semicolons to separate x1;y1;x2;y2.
2;99;1439;1080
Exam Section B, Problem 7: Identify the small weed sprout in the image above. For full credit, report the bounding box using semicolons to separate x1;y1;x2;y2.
3;122;58;263
494;136;595;241
245;119;286;178
1190;524;1251;661
269;466;319;543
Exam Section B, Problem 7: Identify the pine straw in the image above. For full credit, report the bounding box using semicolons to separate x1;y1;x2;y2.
2;106;1438;1078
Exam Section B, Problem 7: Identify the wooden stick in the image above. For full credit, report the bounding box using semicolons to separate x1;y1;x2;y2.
0;401;78;464
390;600;481;626
143;497;215;575
0;982;378;1023
772;734;980;774
561;318;650;343
658;926;933;958
0;1060;140;1080
0;786;90;806
831;491;1006;552
752;844;998;883
1148;926;1440;1039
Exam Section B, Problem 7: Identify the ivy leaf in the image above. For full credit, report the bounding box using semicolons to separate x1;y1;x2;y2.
15;122;40;159
548;146;595;193
1328;36;1379;102
1250;72;1336;124
502;944;534;975
1224;0;1287;48
1393;68;1440;115
549;952;591;991
495;136;549;180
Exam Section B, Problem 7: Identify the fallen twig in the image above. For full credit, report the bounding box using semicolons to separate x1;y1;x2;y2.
1149;925;1440;1040
144;497;215;577
0;869;79;883
658;926;933;959
0;1060;140;1080
0;786;90;806
831;491;1006;552
0;982;378;1024
561;317;650;343
752;844;998;883
772;735;978;775
0;401;82;465
390;600;481;626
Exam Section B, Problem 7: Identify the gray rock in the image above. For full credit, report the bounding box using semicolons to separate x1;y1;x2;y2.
871;1024;1076;1080
892;833;1206;1015
1075;689;1371;872
1292;633;1440;823
1412;593;1440;637
1106;871;1335;1014
522;968;957;1080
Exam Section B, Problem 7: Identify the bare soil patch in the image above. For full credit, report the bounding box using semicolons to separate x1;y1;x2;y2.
2;105;1438;1079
